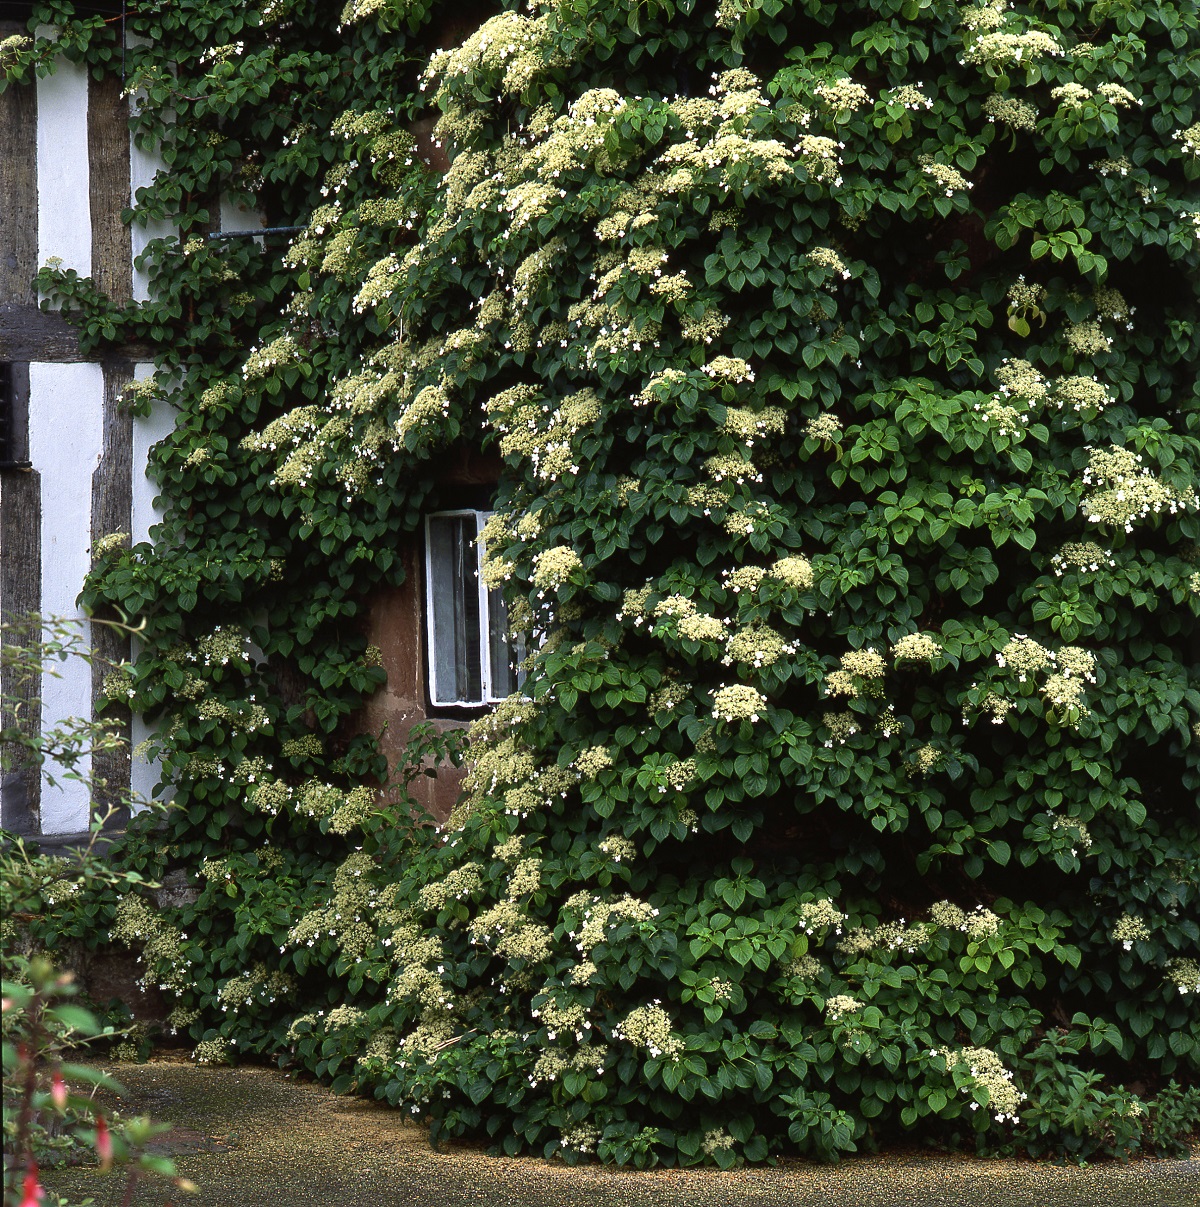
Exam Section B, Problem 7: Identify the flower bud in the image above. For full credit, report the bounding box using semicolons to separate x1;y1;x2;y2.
95;1114;113;1170
20;1168;43;1207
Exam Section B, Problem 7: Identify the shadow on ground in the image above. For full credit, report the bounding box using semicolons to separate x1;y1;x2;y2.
41;1059;1200;1207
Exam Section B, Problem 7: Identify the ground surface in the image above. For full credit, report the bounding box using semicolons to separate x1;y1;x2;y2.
41;1059;1200;1207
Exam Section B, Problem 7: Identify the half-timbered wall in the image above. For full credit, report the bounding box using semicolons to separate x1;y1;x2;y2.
1;27;470;837
0;26;170;839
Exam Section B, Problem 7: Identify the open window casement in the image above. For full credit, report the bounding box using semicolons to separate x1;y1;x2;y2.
425;510;525;707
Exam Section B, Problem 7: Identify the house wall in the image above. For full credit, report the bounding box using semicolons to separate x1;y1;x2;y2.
359;553;467;823
1;25;487;836
359;449;505;822
0;28;170;838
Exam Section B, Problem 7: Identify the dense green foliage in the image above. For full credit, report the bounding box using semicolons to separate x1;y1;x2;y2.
5;0;1200;1168
2;629;191;1205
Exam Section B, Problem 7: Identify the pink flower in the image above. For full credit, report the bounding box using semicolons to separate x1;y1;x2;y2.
51;1070;67;1111
95;1115;113;1171
20;1168;43;1207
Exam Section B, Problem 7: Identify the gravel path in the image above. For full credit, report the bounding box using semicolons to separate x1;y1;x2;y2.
42;1060;1200;1207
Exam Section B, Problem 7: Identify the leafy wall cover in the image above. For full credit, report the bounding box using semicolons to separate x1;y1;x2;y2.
6;0;1200;1166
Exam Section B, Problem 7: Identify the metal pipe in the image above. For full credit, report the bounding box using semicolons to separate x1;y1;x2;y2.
206;226;303;241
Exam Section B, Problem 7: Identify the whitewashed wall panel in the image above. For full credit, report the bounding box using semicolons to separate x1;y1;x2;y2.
29;361;105;832
35;56;91;279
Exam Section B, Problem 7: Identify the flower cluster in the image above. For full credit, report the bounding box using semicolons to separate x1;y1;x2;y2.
1041;674;1088;721
886;84;933;112
1053;375;1109;415
795;134;843;184
822;711;860;746
1174;122;1200;156
575;745;614;779
613;1003;683;1059
0;33;31;68
703;356;755;384
797;898;845;935
1065;320;1112;357
42;878;81;905
909;743;942;775
1049;813;1093;857
532;546;583;591
559;1124;601;1155
419;863;485;910
921;160;973;196
724;624;792;668
961;29;1063;69
994;356;1048;404
702;1128;735;1155
571;894;659;953
93;531;131;557
893;632;943;664
471;900;553;962
194;1038;232;1065
1082;445;1198;532
825;648;887;697
983;94;1038;131
1110;914;1151;951
839;920;931;956
937;1046;1025;1123
784;954;823;980
723;565;766;594
927;901;1001;938
1165;958;1199;995
996;635;1050;682
712;684;768;723
814;78;871;111
769;555;814;589
529;1043;607;1087
243;334;302;381
825;995;863;1020
110;895;192;993
599;835;637;863
805;414;844;442
1051;542;1115;575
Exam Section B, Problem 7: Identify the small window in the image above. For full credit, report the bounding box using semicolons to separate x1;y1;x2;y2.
0;362;31;471
425;510;525;707
0;362;17;468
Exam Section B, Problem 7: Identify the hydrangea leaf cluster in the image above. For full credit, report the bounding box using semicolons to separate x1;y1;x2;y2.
331;0;1199;1165
9;0;1199;1170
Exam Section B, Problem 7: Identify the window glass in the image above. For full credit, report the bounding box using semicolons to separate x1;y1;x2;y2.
488;585;525;699
427;513;483;705
426;510;524;707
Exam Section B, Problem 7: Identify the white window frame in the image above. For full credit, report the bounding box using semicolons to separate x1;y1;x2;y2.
424;509;521;708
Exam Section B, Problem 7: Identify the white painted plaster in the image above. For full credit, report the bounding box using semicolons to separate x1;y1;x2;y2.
218;194;267;256
29;363;105;832
36;54;91;279
131;364;175;546
129;670;172;810
125;32;176;302
220;194;266;236
128;366;176;810
129;129;176;302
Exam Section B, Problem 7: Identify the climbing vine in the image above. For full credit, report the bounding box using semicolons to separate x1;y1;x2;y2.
6;0;1200;1169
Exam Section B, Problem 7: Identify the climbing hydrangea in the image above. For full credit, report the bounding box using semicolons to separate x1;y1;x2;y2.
28;0;1199;1175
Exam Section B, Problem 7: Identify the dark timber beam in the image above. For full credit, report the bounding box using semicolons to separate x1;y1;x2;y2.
0;364;42;835
88;68;133;304
0;41;42;833
0;22;38;310
89;361;134;826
